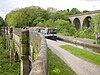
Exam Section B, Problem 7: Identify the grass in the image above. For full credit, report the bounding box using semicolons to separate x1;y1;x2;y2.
60;44;100;65
48;48;77;75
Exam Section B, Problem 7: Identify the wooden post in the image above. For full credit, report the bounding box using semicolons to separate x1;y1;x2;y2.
21;29;31;75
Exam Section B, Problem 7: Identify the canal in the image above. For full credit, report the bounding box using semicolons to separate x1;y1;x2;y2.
61;41;100;55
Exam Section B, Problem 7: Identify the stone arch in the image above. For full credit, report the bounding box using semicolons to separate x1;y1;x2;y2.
82;16;91;28
73;18;81;29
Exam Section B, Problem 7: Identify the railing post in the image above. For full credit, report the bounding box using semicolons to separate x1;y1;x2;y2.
21;29;31;75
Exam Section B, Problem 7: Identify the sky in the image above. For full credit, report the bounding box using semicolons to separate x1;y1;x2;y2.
0;0;100;19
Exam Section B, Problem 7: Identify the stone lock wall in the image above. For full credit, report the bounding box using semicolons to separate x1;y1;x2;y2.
29;31;48;75
10;28;48;75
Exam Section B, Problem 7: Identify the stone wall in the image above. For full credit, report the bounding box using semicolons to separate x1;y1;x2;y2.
13;28;48;75
29;32;48;75
13;28;21;56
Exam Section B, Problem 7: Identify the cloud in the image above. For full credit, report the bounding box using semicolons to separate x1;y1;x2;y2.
0;0;100;19
0;11;8;19
83;0;99;1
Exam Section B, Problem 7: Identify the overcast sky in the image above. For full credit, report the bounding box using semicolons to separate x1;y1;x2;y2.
0;0;100;19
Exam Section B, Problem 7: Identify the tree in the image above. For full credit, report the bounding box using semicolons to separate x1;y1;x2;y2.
43;19;54;27
47;7;57;13
0;16;5;27
91;13;100;32
32;17;45;26
82;10;90;13
69;8;81;15
5;6;49;27
54;19;76;36
36;22;44;27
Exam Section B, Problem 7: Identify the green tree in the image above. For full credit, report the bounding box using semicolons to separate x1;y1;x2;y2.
36;22;44;27
0;16;5;27
56;10;69;20
47;7;57;13
74;27;95;39
55;19;76;36
5;6;49;27
32;17;45;26
36;19;54;27
91;13;100;32
82;10;90;13
44;19;54;27
69;8;81;15
48;9;69;21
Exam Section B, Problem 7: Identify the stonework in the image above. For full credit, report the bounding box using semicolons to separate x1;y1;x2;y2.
12;28;48;75
68;11;100;29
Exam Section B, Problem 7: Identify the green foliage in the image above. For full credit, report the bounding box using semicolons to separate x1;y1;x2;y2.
36;19;54;27
5;6;49;27
36;22;44;27
5;5;97;40
97;39;100;44
0;36;20;75
48;49;77;75
55;19;76;36
32;44;39;61
0;16;5;27
61;45;100;65
0;62;20;75
69;8;81;15
5;6;71;28
47;7;57;13
82;10;90;13
0;36;6;49
31;17;45;26
90;13;100;32
44;19;54;27
74;27;95;39
48;10;69;21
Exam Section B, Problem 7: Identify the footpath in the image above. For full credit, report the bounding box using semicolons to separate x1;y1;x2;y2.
46;36;100;75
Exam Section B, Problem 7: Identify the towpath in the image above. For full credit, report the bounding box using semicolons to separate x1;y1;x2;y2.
46;39;100;75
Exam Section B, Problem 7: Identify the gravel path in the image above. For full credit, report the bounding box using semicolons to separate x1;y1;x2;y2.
46;39;100;75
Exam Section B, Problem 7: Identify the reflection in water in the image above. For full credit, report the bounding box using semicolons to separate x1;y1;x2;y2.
65;42;100;55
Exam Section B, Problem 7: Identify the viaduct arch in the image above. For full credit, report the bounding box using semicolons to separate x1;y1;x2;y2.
68;10;100;29
73;18;81;29
82;16;91;28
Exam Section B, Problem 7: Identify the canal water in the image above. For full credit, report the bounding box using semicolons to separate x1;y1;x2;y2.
62;41;100;55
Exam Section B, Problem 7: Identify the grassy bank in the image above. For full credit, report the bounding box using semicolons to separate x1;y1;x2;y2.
60;44;100;65
48;49;77;75
0;36;20;75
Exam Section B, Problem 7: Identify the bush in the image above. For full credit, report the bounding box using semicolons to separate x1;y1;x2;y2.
0;36;20;75
74;27;95;39
0;36;6;49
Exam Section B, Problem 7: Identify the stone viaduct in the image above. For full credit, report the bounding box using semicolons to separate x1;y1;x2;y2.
68;10;100;29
